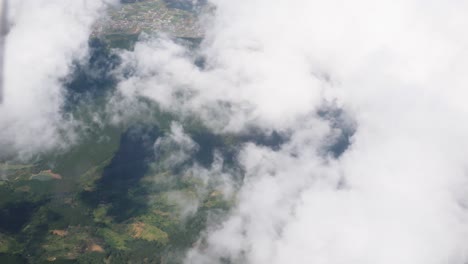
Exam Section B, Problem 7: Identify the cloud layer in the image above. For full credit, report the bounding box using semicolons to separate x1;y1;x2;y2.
0;0;114;159
3;0;468;263
111;0;468;263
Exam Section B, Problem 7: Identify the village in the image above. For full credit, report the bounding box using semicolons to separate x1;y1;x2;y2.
93;0;204;39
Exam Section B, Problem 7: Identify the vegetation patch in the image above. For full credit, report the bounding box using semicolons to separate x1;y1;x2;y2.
99;228;130;250
41;226;100;260
0;233;20;253
129;222;169;244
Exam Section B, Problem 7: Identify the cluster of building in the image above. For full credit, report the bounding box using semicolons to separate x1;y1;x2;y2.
93;0;204;38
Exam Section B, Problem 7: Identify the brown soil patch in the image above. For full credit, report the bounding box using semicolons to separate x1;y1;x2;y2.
131;222;145;239
51;230;68;237
210;190;221;197
88;243;105;253
43;170;62;180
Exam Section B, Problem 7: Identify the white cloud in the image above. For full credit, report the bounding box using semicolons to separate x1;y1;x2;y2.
108;0;468;263
0;0;115;159
155;121;200;169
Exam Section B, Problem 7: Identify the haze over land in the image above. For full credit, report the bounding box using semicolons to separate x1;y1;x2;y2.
1;0;468;263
